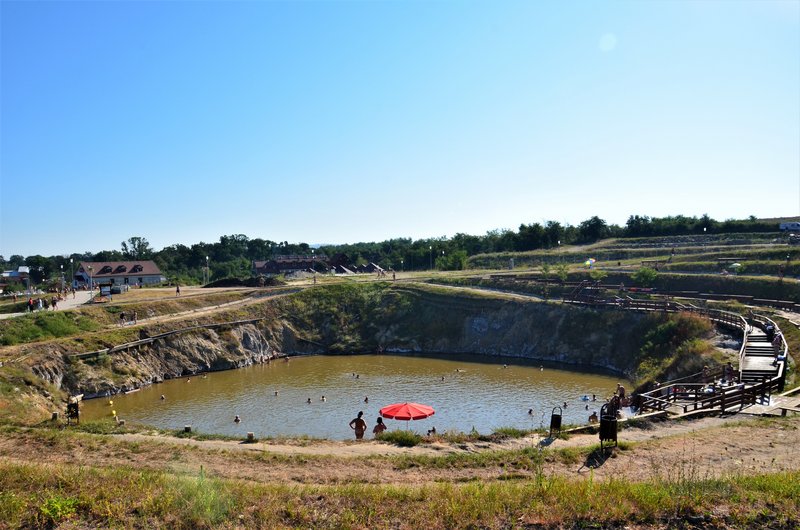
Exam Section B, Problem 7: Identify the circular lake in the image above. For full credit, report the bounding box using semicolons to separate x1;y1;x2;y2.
81;354;628;440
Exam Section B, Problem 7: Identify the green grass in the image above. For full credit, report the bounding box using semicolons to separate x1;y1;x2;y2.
0;459;796;528
377;430;423;447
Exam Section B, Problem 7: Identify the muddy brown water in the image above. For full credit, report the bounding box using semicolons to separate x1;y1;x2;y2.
81;354;627;440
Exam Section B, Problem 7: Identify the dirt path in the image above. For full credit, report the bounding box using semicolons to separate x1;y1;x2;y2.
1;414;797;486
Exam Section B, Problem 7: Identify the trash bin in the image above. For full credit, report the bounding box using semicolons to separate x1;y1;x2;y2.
549;406;562;438
599;403;617;449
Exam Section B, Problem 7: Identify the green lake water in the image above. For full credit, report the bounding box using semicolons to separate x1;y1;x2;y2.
81;354;628;440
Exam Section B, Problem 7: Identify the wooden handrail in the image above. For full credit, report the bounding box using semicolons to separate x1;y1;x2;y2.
567;295;788;416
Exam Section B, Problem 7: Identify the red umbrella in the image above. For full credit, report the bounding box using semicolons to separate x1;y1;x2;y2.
380;402;435;421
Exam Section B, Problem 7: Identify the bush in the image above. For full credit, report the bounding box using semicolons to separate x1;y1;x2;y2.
376;430;423;447
632;267;659;287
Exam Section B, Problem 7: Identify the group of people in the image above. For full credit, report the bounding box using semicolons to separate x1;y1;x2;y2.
118;310;138;326
348;411;386;439
25;295;62;312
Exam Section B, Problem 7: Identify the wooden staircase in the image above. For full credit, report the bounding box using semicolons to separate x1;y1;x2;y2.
740;327;779;384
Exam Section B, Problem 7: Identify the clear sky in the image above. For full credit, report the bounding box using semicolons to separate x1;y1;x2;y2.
1;0;798;257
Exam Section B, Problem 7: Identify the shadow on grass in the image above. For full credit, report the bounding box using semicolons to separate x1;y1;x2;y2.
580;446;614;470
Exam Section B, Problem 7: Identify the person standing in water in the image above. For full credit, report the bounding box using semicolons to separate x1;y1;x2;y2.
349;411;367;440
373;417;387;437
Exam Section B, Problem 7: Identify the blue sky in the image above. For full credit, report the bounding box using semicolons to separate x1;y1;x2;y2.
1;0;798;257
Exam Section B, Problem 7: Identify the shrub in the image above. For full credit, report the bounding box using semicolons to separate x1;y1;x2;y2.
632;267;659;287
377;430;422;447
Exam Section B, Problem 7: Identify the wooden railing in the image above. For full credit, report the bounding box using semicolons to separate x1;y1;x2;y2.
565;293;788;415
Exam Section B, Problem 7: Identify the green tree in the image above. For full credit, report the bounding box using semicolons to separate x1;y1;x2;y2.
589;269;608;282
632;267;659;287
555;263;569;282
577;216;609;243
121;237;154;259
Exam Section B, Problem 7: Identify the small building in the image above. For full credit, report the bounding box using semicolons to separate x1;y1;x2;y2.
74;261;165;288
0;266;30;293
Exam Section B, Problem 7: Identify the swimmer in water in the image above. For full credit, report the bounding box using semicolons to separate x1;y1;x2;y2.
234;415;241;423
274;390;279;396
528;408;533;415
364;396;369;403
321;396;326;402
160;395;165;400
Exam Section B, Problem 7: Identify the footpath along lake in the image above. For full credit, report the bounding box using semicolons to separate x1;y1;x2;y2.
82;354;628;440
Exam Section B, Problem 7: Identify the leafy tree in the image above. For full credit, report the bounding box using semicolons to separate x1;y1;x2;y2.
436;250;467;271
589;269;608;282
632;267;659;287
517;223;547;251
577;216;609;243
121;237;154;260
555;263;569;282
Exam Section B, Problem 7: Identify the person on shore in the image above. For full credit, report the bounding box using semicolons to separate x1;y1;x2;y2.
132;310;137;324
616;383;626;399
176;285;181;297
724;361;735;383
373;417;386;437
589;411;598;423
120;312;126;327
427;426;437;436
349;411;367;440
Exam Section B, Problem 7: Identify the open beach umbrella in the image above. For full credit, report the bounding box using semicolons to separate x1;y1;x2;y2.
380;402;435;427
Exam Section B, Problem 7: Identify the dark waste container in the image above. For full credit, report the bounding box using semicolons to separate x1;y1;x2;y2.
549;406;562;437
599;403;617;448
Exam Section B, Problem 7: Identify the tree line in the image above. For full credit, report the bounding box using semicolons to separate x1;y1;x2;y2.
0;215;782;286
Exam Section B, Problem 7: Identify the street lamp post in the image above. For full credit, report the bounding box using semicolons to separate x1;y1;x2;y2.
70;258;73;290
401;259;404;272
88;266;93;292
429;246;432;270
205;256;209;285
60;265;64;292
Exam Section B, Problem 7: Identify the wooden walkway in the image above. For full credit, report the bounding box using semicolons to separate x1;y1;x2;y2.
564;285;789;417
740;327;779;384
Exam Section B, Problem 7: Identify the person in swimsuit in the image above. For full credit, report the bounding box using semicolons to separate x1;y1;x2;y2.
373;417;387;437
349;411;367;440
